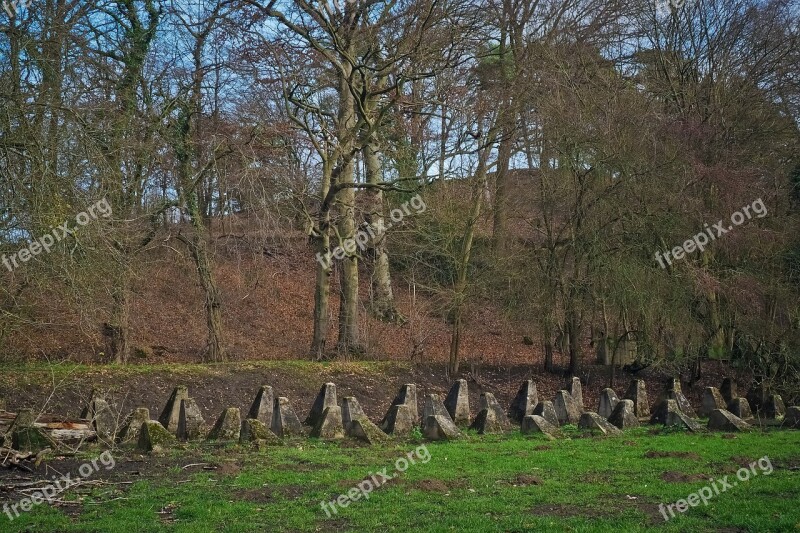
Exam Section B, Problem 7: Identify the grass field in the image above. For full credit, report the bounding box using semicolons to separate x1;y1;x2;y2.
2;426;799;532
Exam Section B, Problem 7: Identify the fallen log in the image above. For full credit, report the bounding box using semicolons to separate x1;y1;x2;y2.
0;410;96;448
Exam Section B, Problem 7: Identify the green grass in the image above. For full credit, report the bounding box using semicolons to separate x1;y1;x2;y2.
3;428;799;532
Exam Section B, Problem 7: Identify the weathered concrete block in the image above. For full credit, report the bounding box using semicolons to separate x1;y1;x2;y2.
310;406;345;440
509;380;538;424
240;418;282;446
608;399;640;430
444;379;470;427
271;397;305;438
708;409;751;432
663;378;697;418
521;415;563;439
470;409;502;434
578;412;622;436
554;390;581;425
247;386;274;426
349;415;389;444
762;395;786;419
423;415;462;441
158;386;189;435
783;406;800;429
721;377;738;405
533;401;559;427
177;398;206;441
137;420;175;453
118;408;150;444
700;387;727;418
746;381;769;414
380;384;418;428
666;410;704;432
567;377;584;411
650;399;682;425
475;392;511;431
728;397;753;420
623;380;650;418
381;404;415;437
341;397;366;430
598;389;619;419
305;383;337;427
423;394;452;421
10;409;56;453
81;392;117;441
207;408;241;441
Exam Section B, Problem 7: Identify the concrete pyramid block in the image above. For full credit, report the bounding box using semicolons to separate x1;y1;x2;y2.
728;397;753;420
763;395;786;419
381;404;415;437
118;407;150;444
137;420;176;453
509;380;538;424
469;408;505;434
177;398;207;441
567;377;584;411
158;386;189;435
783;406;800;428
608;399;640;429
305;383;337;427
341;397;366;430
247;386;274;426
721;377;738;405
533;401;559;427
81;391;117;440
708;409;751;432
310;406;345;440
271;397;305;438
598;388;619;419
444;379;470;426
423;393;452;421
207;408;241;441
423;415;462;441
240;418;282;446
474;392;511;431
521;415;563;439
578;412;622;436
554;390;581;425
666;410;704;432
380;384;418;428
623;380;650;418
700;387;727;417
663;378;697;418
650;399;682;425
9;409;56;453
349;415;389;444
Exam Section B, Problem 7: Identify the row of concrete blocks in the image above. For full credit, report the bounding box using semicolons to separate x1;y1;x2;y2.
65;378;800;452
537;377;799;439
126;383;514;450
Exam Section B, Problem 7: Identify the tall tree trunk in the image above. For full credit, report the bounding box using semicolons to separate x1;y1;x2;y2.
492;126;513;254
311;161;333;359
336;67;360;354
449;128;498;375
364;139;397;322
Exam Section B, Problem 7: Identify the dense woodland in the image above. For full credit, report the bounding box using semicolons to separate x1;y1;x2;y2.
1;0;799;397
